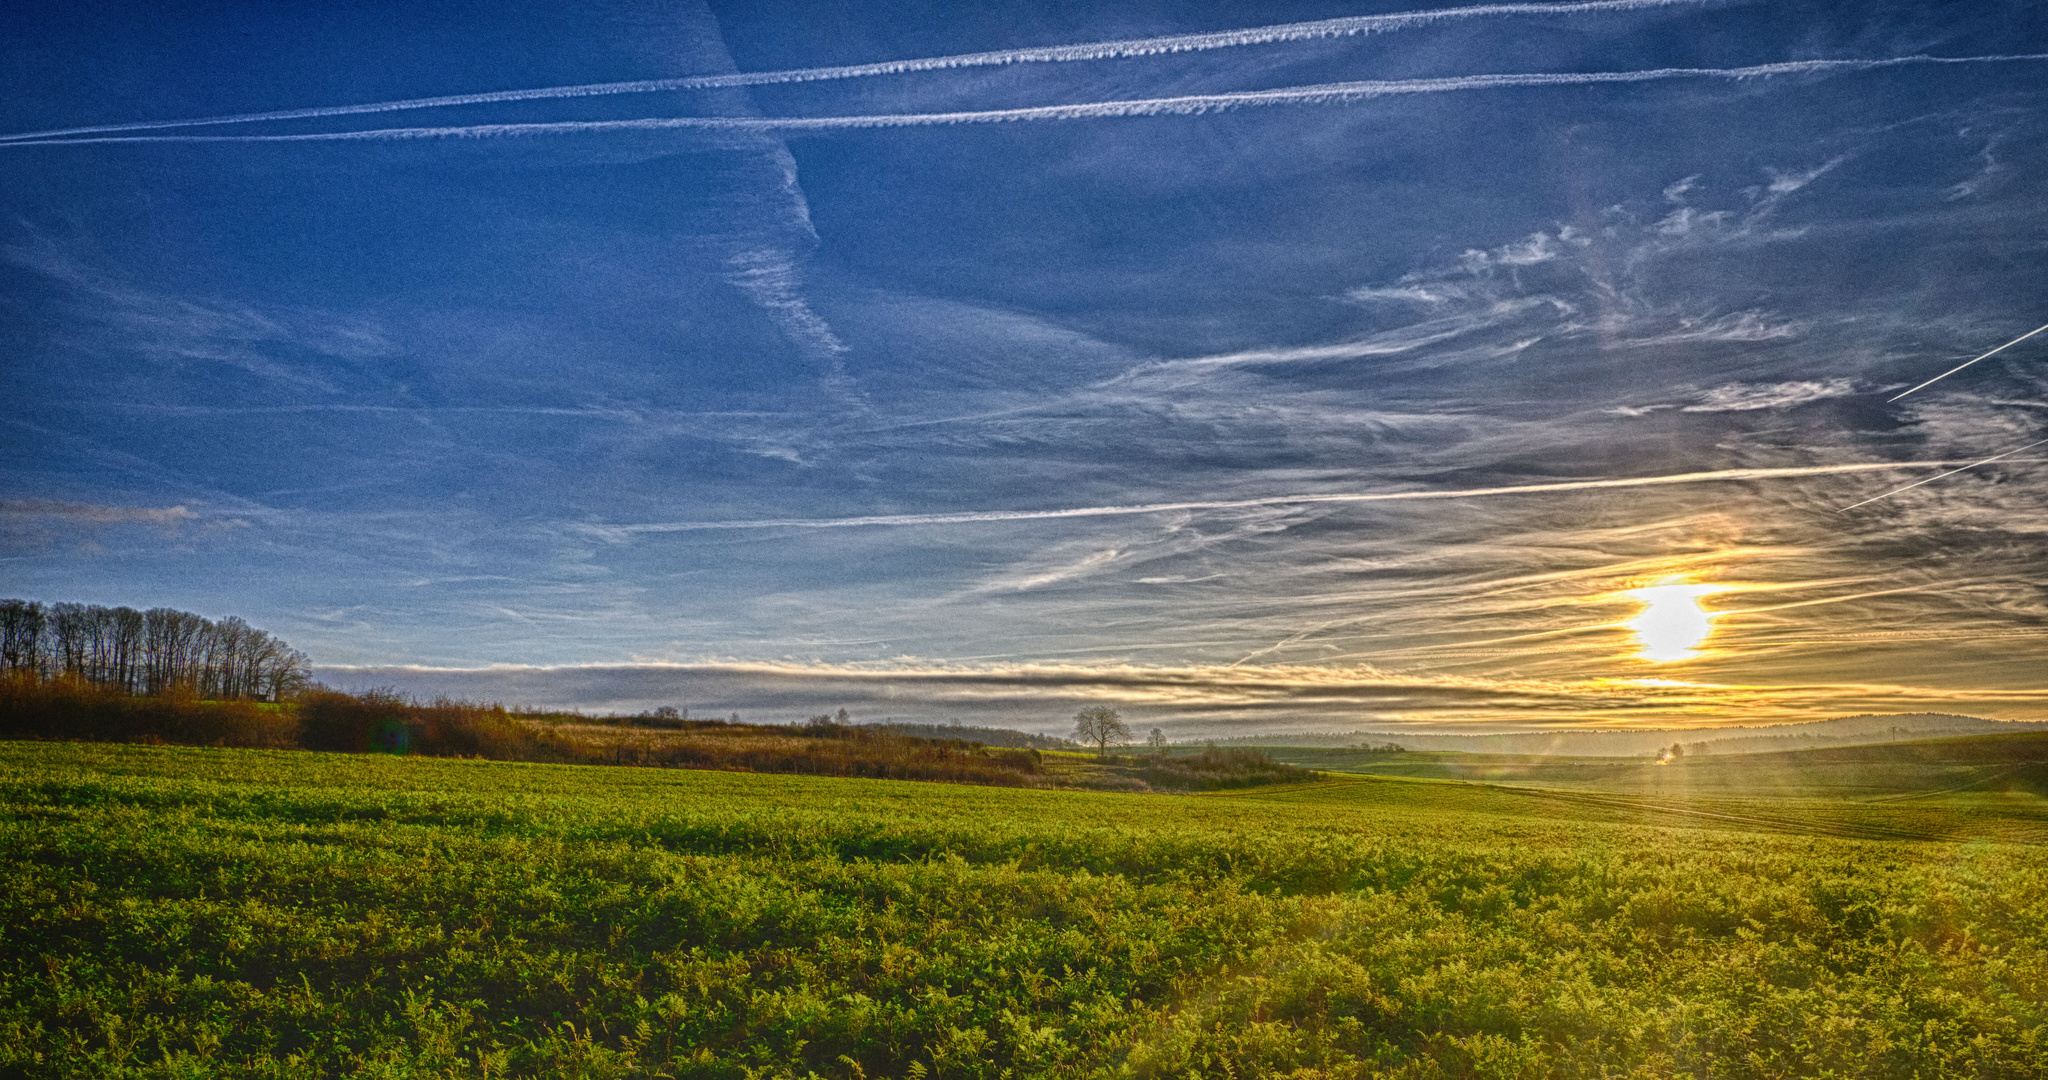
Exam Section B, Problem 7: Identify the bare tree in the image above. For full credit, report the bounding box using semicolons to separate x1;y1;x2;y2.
1072;705;1129;757
49;602;91;680
258;644;310;702
81;605;117;685
109;607;145;693
1147;727;1170;756
207;616;249;698
2;598;307;700
0;600;45;676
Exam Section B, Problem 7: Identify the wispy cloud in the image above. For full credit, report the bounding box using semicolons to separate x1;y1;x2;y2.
1623;311;1804;348
574;461;1958;537
1109;310;1512;380
988;547;1125;591
968;506;1303;594
1681;378;1857;412
4;236;393;386
1837;438;2048;512
0;0;1726;144
0;499;204;554
724;248;866;410
12;55;2047;148
1887;320;2048;401
1764;157;1846;195
1346;284;1466;306
0;499;197;524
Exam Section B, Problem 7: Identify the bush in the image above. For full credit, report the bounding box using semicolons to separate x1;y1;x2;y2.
0;672;297;748
299;688;553;759
1134;747;1314;791
606;728;1047;786
295;688;409;752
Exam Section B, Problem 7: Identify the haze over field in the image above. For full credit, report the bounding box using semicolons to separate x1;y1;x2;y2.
5;0;2047;732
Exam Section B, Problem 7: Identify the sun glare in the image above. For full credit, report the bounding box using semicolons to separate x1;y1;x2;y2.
1624;578;1720;662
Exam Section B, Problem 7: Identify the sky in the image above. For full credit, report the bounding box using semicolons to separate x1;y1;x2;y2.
4;0;2047;735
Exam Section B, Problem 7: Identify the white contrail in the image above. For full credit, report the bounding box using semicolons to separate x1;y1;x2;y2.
0;0;1721;144
1836;439;2048;512
11;55;2044;148
572;460;1962;538
1887;321;2048;402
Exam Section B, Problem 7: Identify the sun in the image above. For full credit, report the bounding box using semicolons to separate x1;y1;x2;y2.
1623;577;1721;662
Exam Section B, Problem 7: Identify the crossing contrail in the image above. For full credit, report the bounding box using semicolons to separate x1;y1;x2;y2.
571;460;1964;539
10;55;2045;149
1837;439;2048;512
1887;321;2048;402
0;0;1722;144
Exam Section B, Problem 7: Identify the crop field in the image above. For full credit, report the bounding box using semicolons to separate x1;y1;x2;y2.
1250;732;2048;801
4;741;2048;1078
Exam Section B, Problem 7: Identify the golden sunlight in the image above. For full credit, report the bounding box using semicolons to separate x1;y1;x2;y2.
1624;578;1721;662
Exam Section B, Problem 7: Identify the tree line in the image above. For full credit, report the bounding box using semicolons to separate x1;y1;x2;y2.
0;598;308;701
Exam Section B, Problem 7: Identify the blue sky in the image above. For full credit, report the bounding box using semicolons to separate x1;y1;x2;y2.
5;0;2047;733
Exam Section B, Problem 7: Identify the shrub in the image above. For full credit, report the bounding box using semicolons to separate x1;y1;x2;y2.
296;688;411;753
299;689;555;760
0;672;297;748
1134;747;1314;791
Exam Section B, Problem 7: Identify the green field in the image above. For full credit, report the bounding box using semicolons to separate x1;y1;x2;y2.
4;741;2047;1078
1249;732;2048;800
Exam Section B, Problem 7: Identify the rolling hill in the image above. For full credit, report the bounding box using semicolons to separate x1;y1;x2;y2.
1215;712;2047;757
1251;730;2048;801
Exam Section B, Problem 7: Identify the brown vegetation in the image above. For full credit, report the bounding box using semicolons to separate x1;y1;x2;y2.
540;717;1049;786
1130;747;1315;790
1;673;1319;793
0;673;299;748
295;688;554;759
0;675;1052;787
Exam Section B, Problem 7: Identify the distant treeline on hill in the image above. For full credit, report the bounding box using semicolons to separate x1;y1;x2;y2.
1;598;308;700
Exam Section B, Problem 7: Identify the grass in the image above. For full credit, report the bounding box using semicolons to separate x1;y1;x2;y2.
5;740;2048;1078
1250;731;2048;800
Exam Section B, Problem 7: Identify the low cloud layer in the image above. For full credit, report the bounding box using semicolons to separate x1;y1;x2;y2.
318;658;2048;734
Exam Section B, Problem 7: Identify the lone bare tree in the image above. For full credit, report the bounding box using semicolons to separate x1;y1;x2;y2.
1073;705;1129;757
1147;727;1170;756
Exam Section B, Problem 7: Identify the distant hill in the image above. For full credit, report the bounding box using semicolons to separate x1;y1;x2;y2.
1216;714;2047;758
1585;729;2048;799
1255;729;2048;800
1710;729;2048;768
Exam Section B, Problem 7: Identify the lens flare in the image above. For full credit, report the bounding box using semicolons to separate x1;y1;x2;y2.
1624;578;1720;662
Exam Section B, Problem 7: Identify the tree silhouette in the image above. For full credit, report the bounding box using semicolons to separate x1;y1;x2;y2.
1072;705;1129;757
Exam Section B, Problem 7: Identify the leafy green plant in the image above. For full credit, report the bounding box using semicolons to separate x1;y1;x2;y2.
2;742;2045;1079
